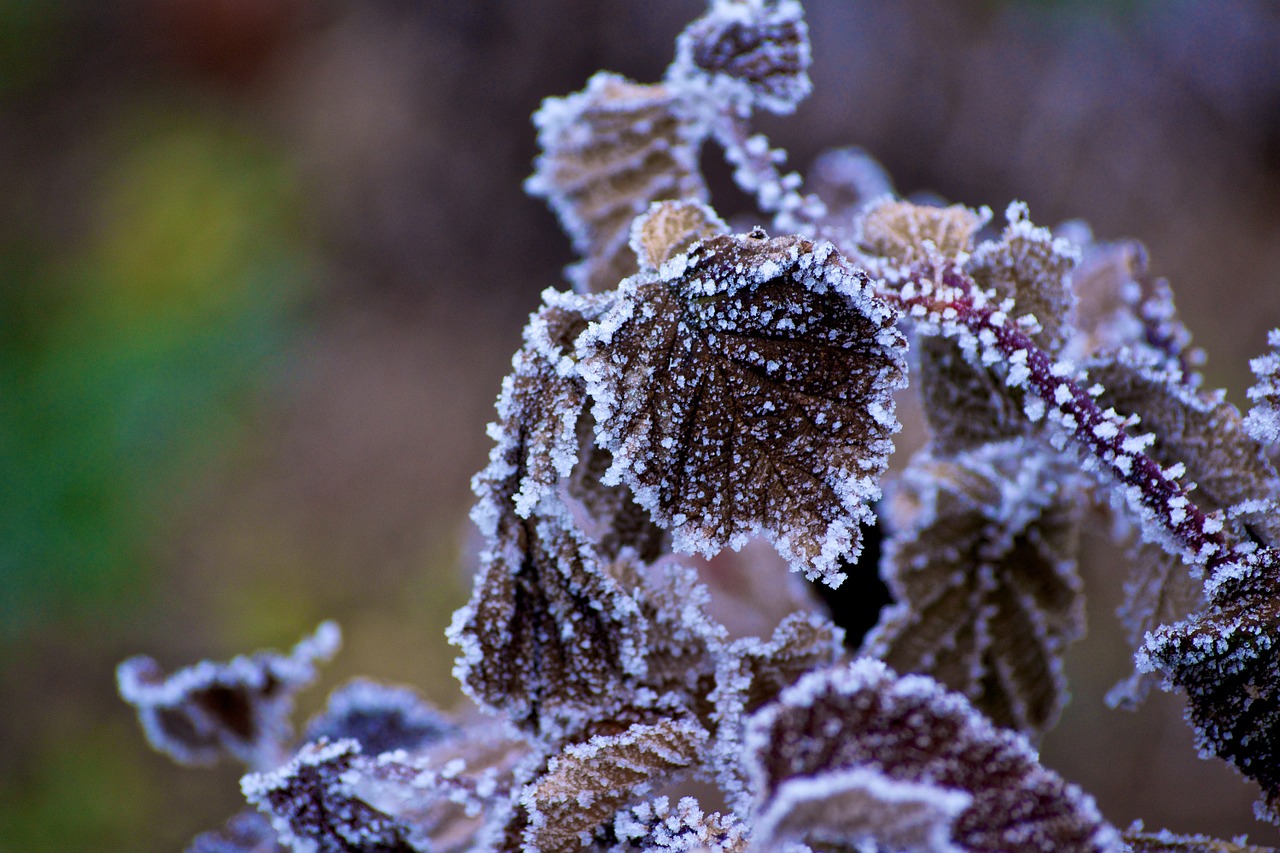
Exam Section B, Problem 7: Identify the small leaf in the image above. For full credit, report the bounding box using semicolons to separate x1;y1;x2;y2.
578;229;907;587
241;739;415;853
187;811;284;853
1122;825;1279;853
858;199;984;267
303;679;457;757
918;336;1028;455
668;0;812;116
520;716;709;853
631;200;729;274
117;622;340;770
526;72;709;294
864;440;1086;736
966;201;1078;352
744;658;1120;852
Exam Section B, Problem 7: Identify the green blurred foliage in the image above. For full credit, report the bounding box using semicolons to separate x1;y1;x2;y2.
0;0;66;97
0;111;311;641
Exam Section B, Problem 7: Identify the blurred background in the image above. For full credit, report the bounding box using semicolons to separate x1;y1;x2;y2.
0;0;1277;849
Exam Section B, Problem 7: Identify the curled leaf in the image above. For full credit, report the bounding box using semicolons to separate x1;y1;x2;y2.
527;73;708;294
117;622;340;770
520;716;709;853
241;739;414;853
744;658;1120;852
967;201;1078;352
668;0;812;116
578;229;907;587
304;679;457;757
864;440;1086;737
918;336;1028;454
858;199;984;267
631;200;729;273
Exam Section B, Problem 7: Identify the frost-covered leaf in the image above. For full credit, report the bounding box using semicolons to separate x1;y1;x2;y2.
607;796;746;853
304;679;457;757
967;202;1078;352
631;200;729;274
578;230;907;587
1140;548;1280;825
744;658;1120;852
668;0;812;116
1107;545;1208;710
447;507;646;735
187;811;284;853
1122;825;1279;853
1246;329;1280;448
526;72;708;294
717;610;843;719
241;739;415;853
863;441;1085;736
519;716;709;853
1088;350;1280;547
117;622;340;770
918;336;1028;455
858;199;984;267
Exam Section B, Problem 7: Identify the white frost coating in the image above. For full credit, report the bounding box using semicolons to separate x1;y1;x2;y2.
752;766;970;853
1244;328;1280;447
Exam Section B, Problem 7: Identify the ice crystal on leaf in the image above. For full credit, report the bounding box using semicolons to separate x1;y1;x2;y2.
304;679;458;757
117;622;340;771
857;199;985;269
578;230;906;586
1246;330;1280;448
864;440;1086;736
743;658;1121;852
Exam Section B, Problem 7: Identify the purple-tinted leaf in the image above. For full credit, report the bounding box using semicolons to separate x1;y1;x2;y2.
117;622;340;770
1122;825;1279;853
304;679;457;757
744;658;1120;852
1246;329;1280;448
187;811;284;853
607;796;745;853
578;230;907;587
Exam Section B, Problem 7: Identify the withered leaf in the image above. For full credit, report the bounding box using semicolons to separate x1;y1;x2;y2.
117;622;340;770
744;658;1120;852
578;230;907;587
520;716;709;853
448;508;647;736
1140;548;1280;826
631;200;729;275
669;0;812;116
187;811;284;853
608;796;745;853
918;336;1029;455
858;198;985;267
966;202;1078;352
1088;350;1280;547
526;72;709;294
716;609;843;719
241;739;415;853
303;679;457;757
863;441;1085;736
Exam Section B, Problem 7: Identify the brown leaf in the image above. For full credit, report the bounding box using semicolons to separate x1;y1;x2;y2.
117;622;340;770
521;716;709;853
966;202;1077;352
606;797;746;852
1122;827;1278;853
918;336;1028;455
864;441;1086;736
858;199;984;267
527;73;708;294
578;230;907;587
632;200;729;274
744;659;1120;852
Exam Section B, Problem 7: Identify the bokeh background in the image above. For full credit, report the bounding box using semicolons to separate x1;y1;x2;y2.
1;0;1278;849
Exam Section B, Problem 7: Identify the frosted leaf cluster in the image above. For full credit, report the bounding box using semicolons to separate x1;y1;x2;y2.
121;0;1280;850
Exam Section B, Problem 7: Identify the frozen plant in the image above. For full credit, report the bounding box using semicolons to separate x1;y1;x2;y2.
121;1;1280;850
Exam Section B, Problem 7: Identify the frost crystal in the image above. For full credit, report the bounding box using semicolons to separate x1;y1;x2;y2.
578;230;907;586
117;622;340;770
1245;329;1280;448
304;679;457;757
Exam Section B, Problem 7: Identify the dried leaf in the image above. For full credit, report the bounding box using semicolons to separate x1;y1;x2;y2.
447;508;647;735
1246;329;1280;448
1068;240;1151;359
578;229;907;587
632;200;729;274
526;72;708;294
858;199;984;267
864;441;1085;736
241;739;415;853
744;658;1120;852
520;717;709;853
967;202;1078;352
1140;549;1280;825
304;679;457;757
117;622;340;770
1088;350;1280;547
717;610;843;719
918;336;1028;455
668;0;812;116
